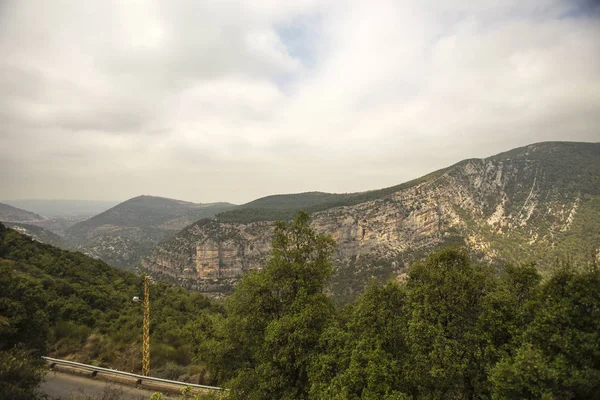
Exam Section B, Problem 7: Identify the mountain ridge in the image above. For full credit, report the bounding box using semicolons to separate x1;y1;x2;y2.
3;222;73;250
214;166;453;223
0;202;45;222
142;141;600;302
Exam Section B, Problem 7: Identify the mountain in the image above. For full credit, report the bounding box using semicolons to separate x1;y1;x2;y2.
0;202;44;222
66;195;236;269
142;142;600;302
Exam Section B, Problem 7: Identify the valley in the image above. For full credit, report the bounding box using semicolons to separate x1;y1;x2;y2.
2;141;599;304
3;2;600;397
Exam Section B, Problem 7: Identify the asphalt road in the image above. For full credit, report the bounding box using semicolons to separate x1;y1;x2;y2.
39;371;177;400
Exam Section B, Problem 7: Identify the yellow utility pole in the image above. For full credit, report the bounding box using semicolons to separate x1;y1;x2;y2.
142;275;151;376
133;276;151;375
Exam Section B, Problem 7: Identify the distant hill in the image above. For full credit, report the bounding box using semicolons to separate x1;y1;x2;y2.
0;201;89;237
0;202;44;222
143;141;600;303
2;199;118;217
66;195;236;269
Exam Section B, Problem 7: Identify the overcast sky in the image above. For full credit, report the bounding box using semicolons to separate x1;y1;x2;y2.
1;0;599;204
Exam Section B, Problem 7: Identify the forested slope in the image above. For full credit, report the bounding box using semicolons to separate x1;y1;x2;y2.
0;222;221;383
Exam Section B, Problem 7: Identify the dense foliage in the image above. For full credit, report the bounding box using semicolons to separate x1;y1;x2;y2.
0;239;49;399
0;222;222;383
194;213;600;399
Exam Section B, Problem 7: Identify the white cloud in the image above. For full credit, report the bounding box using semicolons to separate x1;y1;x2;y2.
0;0;598;203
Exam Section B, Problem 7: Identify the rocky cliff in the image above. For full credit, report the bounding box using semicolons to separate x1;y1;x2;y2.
142;142;600;301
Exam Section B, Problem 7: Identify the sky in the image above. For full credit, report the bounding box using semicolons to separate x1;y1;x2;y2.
1;0;599;205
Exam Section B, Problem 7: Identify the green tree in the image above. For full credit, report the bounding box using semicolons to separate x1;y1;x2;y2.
200;212;335;399
491;265;600;399
310;281;410;399
478;263;541;365
0;254;49;399
0;347;47;400
0;261;49;354
404;249;494;399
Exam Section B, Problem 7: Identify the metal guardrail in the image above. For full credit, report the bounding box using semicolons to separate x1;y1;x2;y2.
43;356;223;392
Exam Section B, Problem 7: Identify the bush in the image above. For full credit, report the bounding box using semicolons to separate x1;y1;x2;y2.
0;347;46;400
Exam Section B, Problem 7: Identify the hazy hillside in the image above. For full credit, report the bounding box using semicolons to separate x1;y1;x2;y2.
0;203;78;242
0;202;44;222
0;201;94;236
143;142;600;302
2;199;118;217
66;195;236;269
3;222;73;250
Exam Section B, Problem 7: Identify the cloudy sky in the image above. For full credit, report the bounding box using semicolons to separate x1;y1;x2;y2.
1;0;599;204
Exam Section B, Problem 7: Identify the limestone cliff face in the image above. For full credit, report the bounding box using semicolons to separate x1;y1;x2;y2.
142;142;600;297
143;221;274;283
